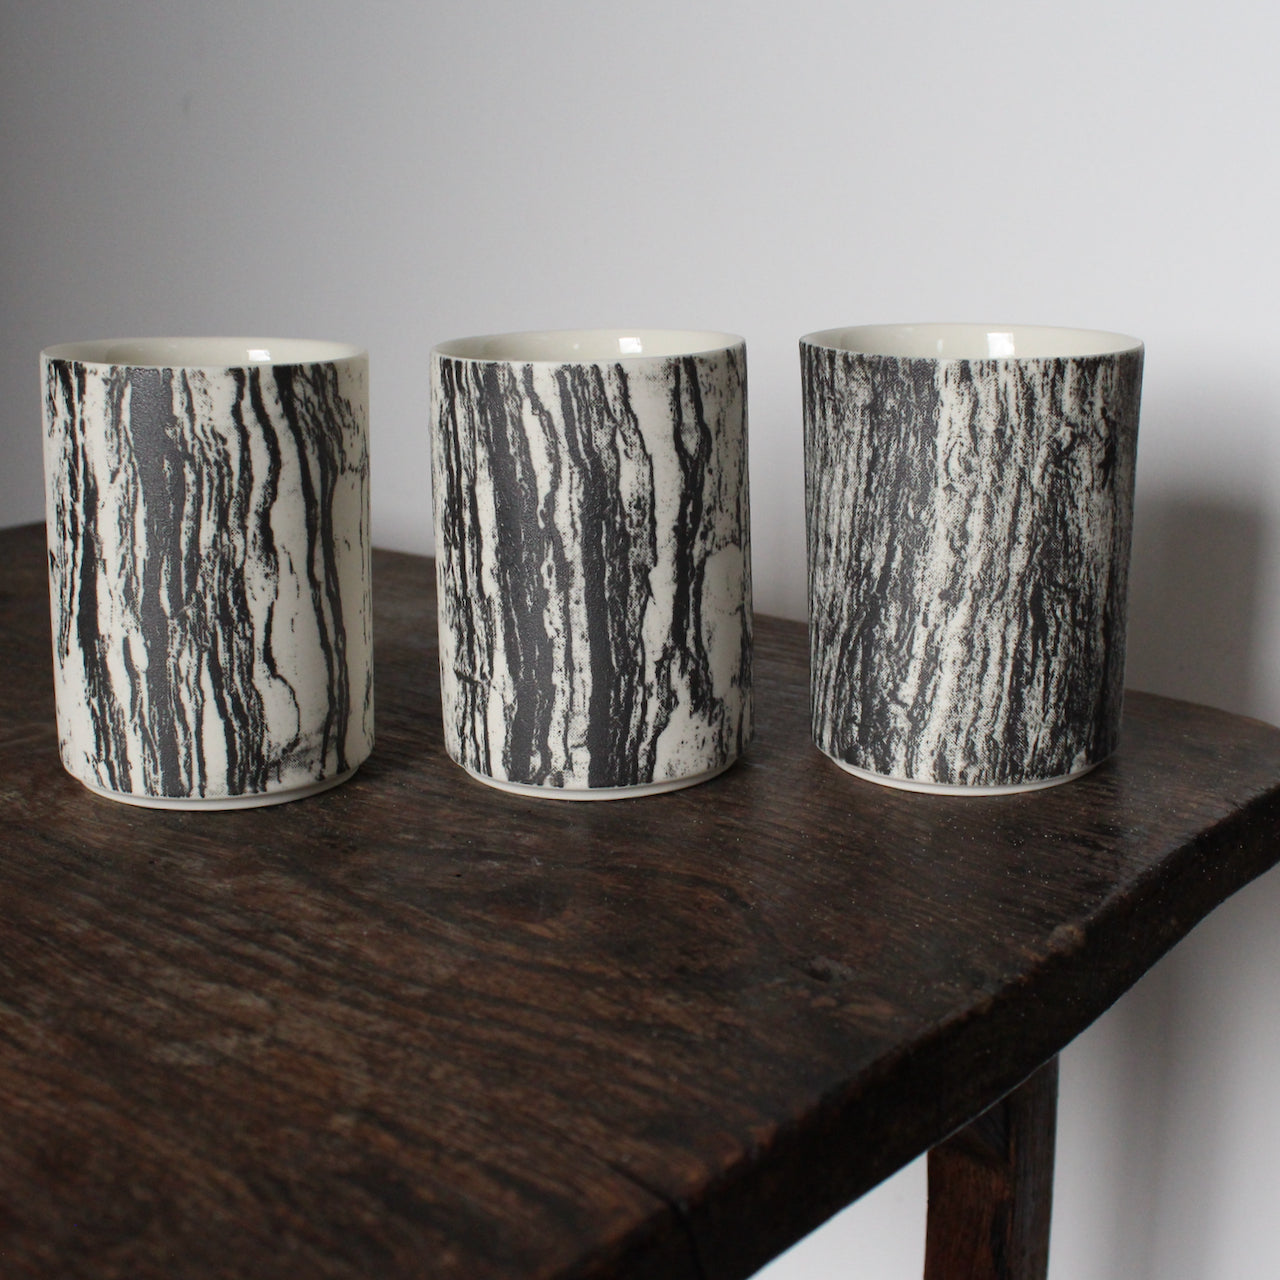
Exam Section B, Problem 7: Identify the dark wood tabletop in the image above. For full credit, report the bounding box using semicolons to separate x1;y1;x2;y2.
3;520;1280;1280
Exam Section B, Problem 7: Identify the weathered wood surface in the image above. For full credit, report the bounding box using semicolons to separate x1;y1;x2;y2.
925;1058;1059;1280
2;521;1279;1280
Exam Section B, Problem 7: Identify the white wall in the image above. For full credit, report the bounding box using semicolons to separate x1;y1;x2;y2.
3;2;1278;1275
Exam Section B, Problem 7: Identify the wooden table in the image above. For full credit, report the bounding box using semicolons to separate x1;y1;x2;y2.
3;521;1279;1280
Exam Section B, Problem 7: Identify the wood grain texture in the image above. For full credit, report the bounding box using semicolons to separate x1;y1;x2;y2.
430;347;751;792
2;523;1280;1279
802;343;1142;788
925;1058;1058;1280
42;355;372;802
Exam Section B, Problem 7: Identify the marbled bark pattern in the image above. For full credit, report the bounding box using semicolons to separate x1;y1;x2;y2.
803;345;1142;787
431;348;752;790
42;355;373;800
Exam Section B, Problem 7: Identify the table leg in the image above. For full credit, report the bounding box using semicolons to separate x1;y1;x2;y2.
923;1056;1059;1280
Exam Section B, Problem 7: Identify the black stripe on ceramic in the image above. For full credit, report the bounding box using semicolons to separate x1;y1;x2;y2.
430;330;752;794
801;325;1143;790
41;339;373;804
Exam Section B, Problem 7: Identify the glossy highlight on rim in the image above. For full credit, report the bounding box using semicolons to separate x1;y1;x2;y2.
433;328;744;363
41;338;365;369
802;323;1143;361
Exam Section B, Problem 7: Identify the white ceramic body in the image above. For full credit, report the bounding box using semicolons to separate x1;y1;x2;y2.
802;324;1144;794
430;329;753;799
42;338;373;808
